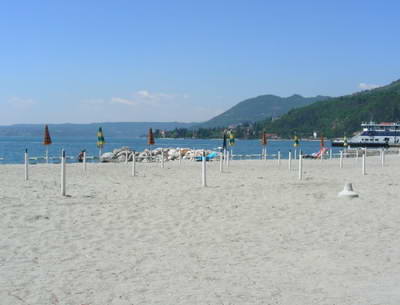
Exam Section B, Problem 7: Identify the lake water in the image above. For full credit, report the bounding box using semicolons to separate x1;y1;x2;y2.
0;136;341;164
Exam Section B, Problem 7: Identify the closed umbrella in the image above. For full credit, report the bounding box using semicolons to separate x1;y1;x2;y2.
228;131;235;161
221;131;228;162
222;131;227;150
261;132;267;159
97;127;105;158
147;128;155;161
228;131;235;146
147;128;155;146
320;135;325;148
261;132;267;146
43;124;52;163
293;135;300;147
293;134;300;159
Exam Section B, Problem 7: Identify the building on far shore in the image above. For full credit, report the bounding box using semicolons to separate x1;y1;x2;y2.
266;133;279;139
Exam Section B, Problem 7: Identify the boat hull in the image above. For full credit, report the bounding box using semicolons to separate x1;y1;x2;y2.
331;141;396;148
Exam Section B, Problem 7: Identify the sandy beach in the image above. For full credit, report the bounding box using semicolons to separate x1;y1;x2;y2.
1;155;400;305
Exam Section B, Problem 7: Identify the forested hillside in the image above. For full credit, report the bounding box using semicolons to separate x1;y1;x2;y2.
199;94;330;128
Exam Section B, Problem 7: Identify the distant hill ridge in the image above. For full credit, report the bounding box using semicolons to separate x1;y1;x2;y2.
198;94;331;128
262;79;400;138
7;78;395;139
0;93;331;137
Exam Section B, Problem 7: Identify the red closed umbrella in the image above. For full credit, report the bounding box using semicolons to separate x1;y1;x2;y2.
43;125;52;162
147;128;155;145
261;132;267;146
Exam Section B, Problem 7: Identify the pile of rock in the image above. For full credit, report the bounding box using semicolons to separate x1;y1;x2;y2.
100;147;217;163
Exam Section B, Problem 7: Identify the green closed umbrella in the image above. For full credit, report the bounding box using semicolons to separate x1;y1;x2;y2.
293;135;300;147
228;131;235;146
343;136;348;147
97;127;105;158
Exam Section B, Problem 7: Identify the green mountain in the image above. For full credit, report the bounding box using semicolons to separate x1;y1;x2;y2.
262;79;400;138
199;94;331;128
0;122;194;137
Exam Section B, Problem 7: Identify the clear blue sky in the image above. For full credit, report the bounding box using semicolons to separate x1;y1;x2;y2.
1;0;399;124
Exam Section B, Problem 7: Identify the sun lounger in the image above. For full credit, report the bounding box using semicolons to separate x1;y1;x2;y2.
195;152;218;161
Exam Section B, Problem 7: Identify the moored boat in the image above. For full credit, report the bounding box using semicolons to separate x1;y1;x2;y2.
331;121;400;147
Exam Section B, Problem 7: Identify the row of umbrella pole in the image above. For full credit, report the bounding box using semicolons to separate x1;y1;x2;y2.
23;146;387;197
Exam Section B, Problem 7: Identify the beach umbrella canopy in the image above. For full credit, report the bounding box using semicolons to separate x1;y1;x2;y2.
261;132;267;146
43;125;52;145
96;127;105;148
147;128;155;145
293;135;300;147
222;131;227;150
228;131;235;146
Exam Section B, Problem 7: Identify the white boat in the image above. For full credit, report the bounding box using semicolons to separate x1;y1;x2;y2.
332;121;400;147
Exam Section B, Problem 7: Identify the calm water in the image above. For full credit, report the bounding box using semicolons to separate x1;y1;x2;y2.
0;136;340;164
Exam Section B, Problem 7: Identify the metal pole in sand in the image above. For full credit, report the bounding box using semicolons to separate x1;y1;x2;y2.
179;149;182;165
83;151;87;172
227;149;230;168
381;149;385;167
24;149;29;181
219;151;223;173
125;151;128;164
298;153;303;180
278;150;281;166
46;147;49;164
161;149;165;168
131;153;136;177
340;151;343;168
61;149;66;196
202;151;207;187
223;149;226;166
362;152;366;175
288;150;292;171
329;149;332;160
294;149;297;160
356;149;359;162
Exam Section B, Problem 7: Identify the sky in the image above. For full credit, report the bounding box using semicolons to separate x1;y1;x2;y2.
1;0;400;125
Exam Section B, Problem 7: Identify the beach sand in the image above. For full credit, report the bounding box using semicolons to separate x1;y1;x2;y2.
1;155;400;304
